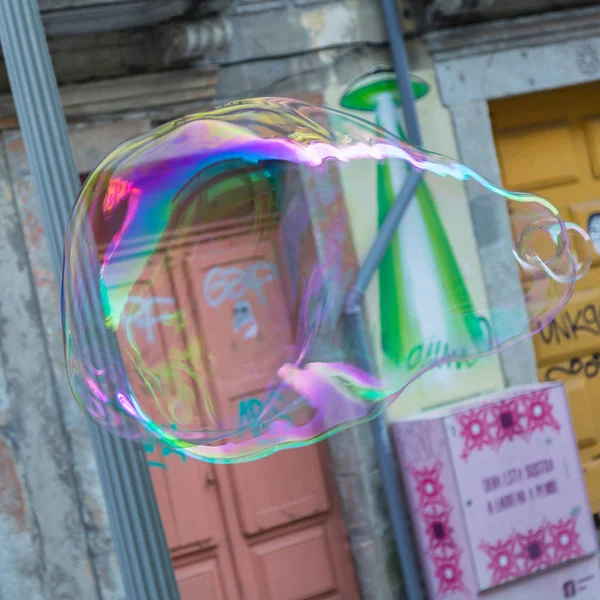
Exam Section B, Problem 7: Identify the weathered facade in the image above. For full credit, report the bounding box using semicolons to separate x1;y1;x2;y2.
0;0;599;598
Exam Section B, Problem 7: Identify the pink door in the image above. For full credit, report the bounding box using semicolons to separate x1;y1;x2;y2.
188;228;360;600
122;203;360;598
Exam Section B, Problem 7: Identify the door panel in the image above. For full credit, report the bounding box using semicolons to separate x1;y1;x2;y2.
214;451;359;600
176;558;229;600
228;449;330;536
150;455;221;551
490;80;600;511
495;120;579;191
251;525;338;600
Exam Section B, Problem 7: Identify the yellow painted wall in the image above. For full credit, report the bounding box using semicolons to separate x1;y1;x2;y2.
324;42;505;420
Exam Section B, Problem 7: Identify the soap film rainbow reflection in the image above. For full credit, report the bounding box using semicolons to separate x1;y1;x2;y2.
62;97;591;463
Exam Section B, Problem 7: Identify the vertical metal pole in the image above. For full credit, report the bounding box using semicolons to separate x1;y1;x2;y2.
0;2;181;599
343;171;425;600
379;0;423;148
343;3;431;597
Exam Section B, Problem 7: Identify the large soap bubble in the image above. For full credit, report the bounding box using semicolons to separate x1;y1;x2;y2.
62;97;591;463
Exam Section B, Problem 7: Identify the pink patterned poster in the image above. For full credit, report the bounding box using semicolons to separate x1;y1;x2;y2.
393;382;600;598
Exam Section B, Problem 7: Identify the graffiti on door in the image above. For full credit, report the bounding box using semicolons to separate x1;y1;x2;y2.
123;295;179;343
144;424;188;469
145;441;188;469
143;390;301;467
237;392;296;440
203;261;278;308
204;260;278;340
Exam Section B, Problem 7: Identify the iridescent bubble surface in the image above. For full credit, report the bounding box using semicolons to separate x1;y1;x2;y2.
62;97;591;463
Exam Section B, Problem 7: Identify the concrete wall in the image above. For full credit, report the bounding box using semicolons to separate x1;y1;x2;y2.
215;0;410;101
0;119;153;600
0;131;123;599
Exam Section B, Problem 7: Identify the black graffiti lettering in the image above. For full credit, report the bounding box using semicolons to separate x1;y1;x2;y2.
581;304;600;335
545;354;600;381
584;353;600;379
570;303;600;337
540;317;573;345
545;358;584;381
540;303;600;345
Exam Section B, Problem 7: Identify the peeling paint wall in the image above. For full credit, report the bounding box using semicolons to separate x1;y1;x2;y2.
0;132;124;600
216;0;405;101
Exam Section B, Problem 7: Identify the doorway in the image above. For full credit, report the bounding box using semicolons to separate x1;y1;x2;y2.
490;80;600;513
94;158;362;598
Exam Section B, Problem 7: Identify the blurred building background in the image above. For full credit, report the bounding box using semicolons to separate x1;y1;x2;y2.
0;0;599;599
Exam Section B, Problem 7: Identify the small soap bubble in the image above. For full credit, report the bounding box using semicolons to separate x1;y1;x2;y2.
62;97;590;463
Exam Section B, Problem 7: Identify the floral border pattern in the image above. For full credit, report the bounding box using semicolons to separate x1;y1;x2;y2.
409;460;470;597
480;516;583;587
455;389;560;460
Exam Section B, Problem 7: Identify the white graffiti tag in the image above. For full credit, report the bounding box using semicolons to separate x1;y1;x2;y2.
124;296;177;343
203;261;278;308
233;300;258;339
